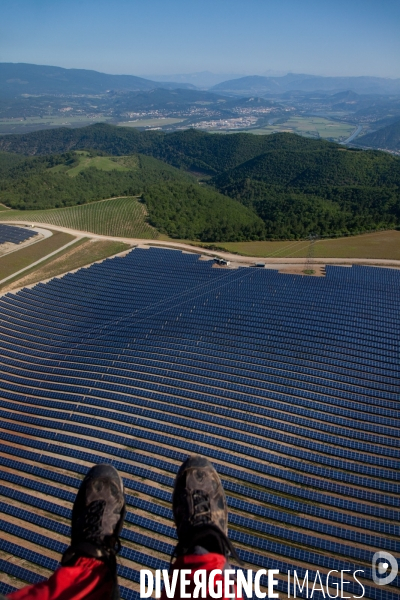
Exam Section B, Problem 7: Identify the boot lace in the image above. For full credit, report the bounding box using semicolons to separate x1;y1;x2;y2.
189;490;211;526
82;499;106;544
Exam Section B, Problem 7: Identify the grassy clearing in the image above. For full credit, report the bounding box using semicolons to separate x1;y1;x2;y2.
249;116;355;141
209;230;400;259
0;197;159;239
49;152;133;177
1;239;130;292
0;230;76;281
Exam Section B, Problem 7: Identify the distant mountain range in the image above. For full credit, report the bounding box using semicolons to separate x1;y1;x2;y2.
2;63;400;98
211;73;400;95
0;63;196;96
140;71;248;89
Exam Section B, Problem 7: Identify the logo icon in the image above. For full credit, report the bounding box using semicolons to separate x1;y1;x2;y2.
372;551;398;586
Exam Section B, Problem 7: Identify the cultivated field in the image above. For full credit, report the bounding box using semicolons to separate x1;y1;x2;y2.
216;230;400;259
117;118;185;128
0;197;159;239
249;116;355;140
0;116;112;135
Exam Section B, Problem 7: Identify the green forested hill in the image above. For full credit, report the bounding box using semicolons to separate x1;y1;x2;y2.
143;182;265;241
0;150;26;174
0;151;193;209
213;146;400;237
0;124;327;172
1;124;399;239
0;149;264;241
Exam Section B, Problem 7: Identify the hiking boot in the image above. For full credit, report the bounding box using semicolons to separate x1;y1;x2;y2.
61;464;126;568
172;455;239;560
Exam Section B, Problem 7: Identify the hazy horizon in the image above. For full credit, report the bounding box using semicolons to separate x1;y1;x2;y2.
1;0;400;80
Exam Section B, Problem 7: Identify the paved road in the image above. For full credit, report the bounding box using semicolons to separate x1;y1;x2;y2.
341;125;363;145
0;226;53;259
2;220;400;269
0;236;81;285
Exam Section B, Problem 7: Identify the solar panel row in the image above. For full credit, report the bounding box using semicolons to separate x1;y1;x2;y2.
0;223;37;245
1;450;398;552
1;425;398;527
0;249;399;600
2;390;398;477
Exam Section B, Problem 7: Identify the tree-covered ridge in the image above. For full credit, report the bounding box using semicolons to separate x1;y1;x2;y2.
143;182;266;242
0;150;26;174
0;124;329;172
0;124;399;239
213;145;400;188
211;145;400;237
0;151;193;210
0;149;265;242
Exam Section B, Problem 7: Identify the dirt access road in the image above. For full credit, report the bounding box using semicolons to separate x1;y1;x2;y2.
3;220;400;270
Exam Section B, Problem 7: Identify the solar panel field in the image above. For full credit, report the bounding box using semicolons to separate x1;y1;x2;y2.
0;224;38;245
0;248;398;599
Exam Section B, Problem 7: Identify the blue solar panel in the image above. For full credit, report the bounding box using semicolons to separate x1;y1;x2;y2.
0;224;38;245
0;248;399;600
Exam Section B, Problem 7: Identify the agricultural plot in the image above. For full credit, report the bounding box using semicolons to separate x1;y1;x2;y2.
250;116;355;140
0;116;112;135
0;197;159;239
118;118;185;128
0;248;398;599
217;230;400;260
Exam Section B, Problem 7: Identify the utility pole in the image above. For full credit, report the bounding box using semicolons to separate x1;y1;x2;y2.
303;233;319;275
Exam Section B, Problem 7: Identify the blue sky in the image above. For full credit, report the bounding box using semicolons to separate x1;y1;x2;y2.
1;0;400;78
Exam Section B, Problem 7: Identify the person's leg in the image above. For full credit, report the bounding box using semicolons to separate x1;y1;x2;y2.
7;464;126;600
163;455;241;600
172;454;238;560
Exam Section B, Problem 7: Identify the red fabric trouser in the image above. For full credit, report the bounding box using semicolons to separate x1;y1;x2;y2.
161;553;240;600
7;553;239;600
7;557;114;600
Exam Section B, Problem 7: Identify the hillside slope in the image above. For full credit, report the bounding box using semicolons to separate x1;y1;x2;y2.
354;119;400;152
0;149;265;242
1;124;399;239
212;145;400;237
211;73;400;95
0;62;195;95
0;151;192;209
0;123;337;172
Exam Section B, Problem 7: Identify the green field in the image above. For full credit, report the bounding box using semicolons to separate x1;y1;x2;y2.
1;239;130;292
249;116;355;141
0;196;159;238
0;116;111;135
117;118;185;128
216;230;400;259
0;230;76;281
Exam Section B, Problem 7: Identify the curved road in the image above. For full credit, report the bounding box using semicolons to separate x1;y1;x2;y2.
341;125;363;145
2;220;400;270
